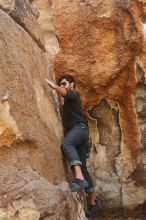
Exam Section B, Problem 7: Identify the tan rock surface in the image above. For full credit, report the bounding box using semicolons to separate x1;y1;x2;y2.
30;0;59;61
0;0;45;51
0;9;82;220
0;0;15;13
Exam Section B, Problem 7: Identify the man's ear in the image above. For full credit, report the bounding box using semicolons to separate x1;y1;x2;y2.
70;82;74;88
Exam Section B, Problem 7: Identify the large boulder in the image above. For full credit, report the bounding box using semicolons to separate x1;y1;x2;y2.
0;9;85;220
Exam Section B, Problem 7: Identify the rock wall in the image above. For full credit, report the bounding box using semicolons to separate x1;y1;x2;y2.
1;0;146;219
30;0;146;219
0;1;87;219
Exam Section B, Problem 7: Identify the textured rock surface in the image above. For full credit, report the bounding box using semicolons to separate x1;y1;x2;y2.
1;0;146;219
51;0;146;218
0;7;87;220
0;0;45;51
28;0;146;218
53;0;143;155
30;0;59;61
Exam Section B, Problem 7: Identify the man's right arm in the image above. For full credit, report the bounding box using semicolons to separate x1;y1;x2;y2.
45;79;67;97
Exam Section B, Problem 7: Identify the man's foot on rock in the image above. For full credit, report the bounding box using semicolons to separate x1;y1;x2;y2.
85;201;102;218
70;178;89;192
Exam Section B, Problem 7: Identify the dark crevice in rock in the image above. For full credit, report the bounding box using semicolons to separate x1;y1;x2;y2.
39;212;55;219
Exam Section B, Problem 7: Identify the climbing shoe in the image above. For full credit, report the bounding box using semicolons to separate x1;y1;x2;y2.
70;178;89;192
85;201;102;218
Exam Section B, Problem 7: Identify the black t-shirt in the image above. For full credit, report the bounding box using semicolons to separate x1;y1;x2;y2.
62;89;87;130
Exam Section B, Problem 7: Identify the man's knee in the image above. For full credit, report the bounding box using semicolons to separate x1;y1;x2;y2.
62;139;70;154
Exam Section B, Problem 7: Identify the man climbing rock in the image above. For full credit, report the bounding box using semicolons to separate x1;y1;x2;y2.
46;75;102;218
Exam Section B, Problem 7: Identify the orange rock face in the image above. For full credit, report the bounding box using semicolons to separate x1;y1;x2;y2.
53;0;144;155
51;0;146;217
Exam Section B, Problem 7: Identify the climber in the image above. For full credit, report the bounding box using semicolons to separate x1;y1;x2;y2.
45;75;102;218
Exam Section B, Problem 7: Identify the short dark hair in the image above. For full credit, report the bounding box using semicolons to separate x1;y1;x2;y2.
58;74;76;88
